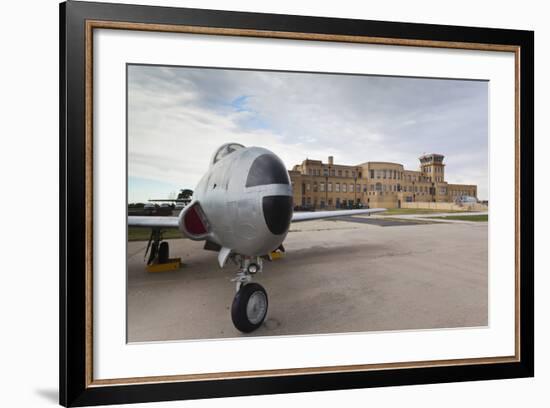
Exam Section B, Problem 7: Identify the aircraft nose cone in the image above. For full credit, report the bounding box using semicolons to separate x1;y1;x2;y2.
262;195;293;235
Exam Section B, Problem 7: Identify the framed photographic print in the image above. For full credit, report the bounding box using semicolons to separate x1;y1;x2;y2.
59;0;534;406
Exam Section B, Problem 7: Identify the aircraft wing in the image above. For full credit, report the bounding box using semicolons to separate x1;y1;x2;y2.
128;216;179;229
148;199;189;202
127;209;386;228
291;208;386;223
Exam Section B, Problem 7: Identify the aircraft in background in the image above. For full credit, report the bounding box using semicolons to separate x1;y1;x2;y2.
147;188;194;210
129;143;386;333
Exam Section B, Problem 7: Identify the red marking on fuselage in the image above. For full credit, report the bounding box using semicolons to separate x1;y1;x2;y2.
184;204;207;235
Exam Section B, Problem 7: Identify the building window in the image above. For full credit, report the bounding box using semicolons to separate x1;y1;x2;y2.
351;171;355;178
345;170;349;177
363;185;367;192
370;170;374;178
375;183;382;192
328;182;332;192
342;184;347;192
357;184;360;192
323;168;328;176
320;182;325;192
328;199;333;206
335;183;340;192
313;182;318;192
338;170;342;177
331;169;335;176
306;183;310;192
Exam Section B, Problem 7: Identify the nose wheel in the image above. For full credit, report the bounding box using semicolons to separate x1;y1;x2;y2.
231;283;268;333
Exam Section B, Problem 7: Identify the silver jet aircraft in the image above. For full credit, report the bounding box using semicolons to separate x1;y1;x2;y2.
129;143;386;333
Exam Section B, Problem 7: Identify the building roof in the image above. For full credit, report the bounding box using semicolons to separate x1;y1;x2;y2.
357;161;403;166
419;153;445;163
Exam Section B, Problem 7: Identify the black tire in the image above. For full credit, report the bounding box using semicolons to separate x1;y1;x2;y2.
158;241;169;263
231;283;268;333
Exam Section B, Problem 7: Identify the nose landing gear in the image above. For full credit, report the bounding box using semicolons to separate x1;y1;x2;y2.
230;256;268;333
231;283;268;333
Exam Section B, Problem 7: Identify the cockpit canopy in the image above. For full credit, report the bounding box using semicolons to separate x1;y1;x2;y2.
211;143;245;166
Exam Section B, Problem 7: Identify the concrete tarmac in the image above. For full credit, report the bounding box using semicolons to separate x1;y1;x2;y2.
127;217;488;342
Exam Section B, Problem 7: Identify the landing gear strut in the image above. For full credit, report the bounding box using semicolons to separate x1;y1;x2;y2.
145;228;169;265
230;256;268;333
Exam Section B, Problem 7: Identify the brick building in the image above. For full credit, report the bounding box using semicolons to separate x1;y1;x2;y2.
289;154;477;209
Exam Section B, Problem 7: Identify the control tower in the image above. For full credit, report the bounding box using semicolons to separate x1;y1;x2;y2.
419;153;445;183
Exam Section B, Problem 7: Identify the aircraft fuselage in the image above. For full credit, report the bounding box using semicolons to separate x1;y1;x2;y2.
178;145;293;258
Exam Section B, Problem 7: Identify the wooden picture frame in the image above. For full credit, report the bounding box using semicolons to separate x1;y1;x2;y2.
60;1;534;406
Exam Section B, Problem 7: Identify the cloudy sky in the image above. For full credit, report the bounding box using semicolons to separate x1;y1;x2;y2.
128;64;488;202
